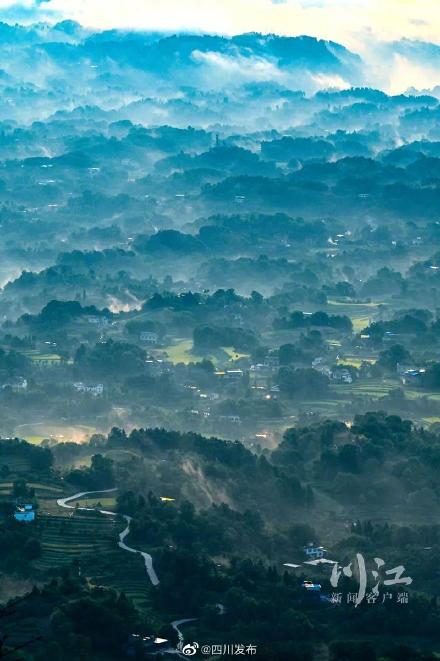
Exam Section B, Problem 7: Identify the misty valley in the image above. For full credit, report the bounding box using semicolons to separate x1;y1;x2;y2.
1;17;440;661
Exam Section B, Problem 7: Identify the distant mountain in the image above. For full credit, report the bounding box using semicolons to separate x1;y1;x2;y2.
2;21;440;95
78;31;362;74
0;22;363;86
2;21;440;123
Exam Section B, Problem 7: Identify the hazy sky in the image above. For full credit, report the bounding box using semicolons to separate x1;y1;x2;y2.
0;0;439;50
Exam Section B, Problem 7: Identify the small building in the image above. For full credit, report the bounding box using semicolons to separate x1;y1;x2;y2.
14;504;35;522
225;369;244;381
383;331;399;344
2;377;27;392
73;382;104;396
303;543;327;560
331;367;353;384
219;414;242;424
87;315;110;327
400;368;426;385
304;558;337;573
302;580;322;592
128;633;169;654
266;355;280;369
140;331;159;345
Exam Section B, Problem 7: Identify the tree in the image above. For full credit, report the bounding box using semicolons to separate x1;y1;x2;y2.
378;344;411;370
278;367;329;399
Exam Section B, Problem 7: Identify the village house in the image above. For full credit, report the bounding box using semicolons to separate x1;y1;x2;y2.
140;331;159;345
304;558;337;574
219;414;242;424
73;382;104;396
2;377;27;392
128;633;169;655
199;392;220;401
87;315;110;328
224;369;244;381
14;504;35;522
330;367;353;384
250;363;271;389
303;543;328;560
400;368;426;385
266;355;280;369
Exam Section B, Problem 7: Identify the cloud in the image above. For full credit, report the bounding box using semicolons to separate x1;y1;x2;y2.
192;50;282;84
2;0;440;95
1;0;439;52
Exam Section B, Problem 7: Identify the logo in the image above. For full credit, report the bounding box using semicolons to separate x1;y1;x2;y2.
181;642;199;656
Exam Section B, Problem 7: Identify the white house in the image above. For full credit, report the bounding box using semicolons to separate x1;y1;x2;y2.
73;382;104;396
140;331;159;345
3;377;27;392
331;367;353;384
87;316;110;327
225;369;244;381
303;543;328;560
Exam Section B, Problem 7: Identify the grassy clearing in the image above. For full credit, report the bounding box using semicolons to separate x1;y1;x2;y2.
422;417;440;425
330;378;399;399
326;339;342;347
326;299;382;333
70;497;117;508
327;299;382;309
163;340;248;365
24;350;63;364
15;423;96;444
405;388;440;401
352;316;374;332
223;346;250;361
162;339;208;364
337;357;377;368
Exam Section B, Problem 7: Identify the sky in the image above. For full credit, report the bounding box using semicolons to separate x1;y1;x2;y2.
0;0;439;51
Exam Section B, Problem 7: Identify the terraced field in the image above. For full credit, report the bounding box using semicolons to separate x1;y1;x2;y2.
31;495;153;611
89;548;153;611
0;480;63;500
1;614;43;650
0;454;31;473
34;510;119;572
331;378;400;399
325;299;383;333
337;356;377;368
68;496;117;509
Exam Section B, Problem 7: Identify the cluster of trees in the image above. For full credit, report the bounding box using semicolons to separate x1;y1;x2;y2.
20;300;111;329
278;367;329;399
193;325;257;352
66;454;114;490
275;310;353;332
0;438;53;473
75;340;146;378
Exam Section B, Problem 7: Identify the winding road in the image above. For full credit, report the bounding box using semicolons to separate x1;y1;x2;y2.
56;488;224;654
56;488;159;586
170;618;198;647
